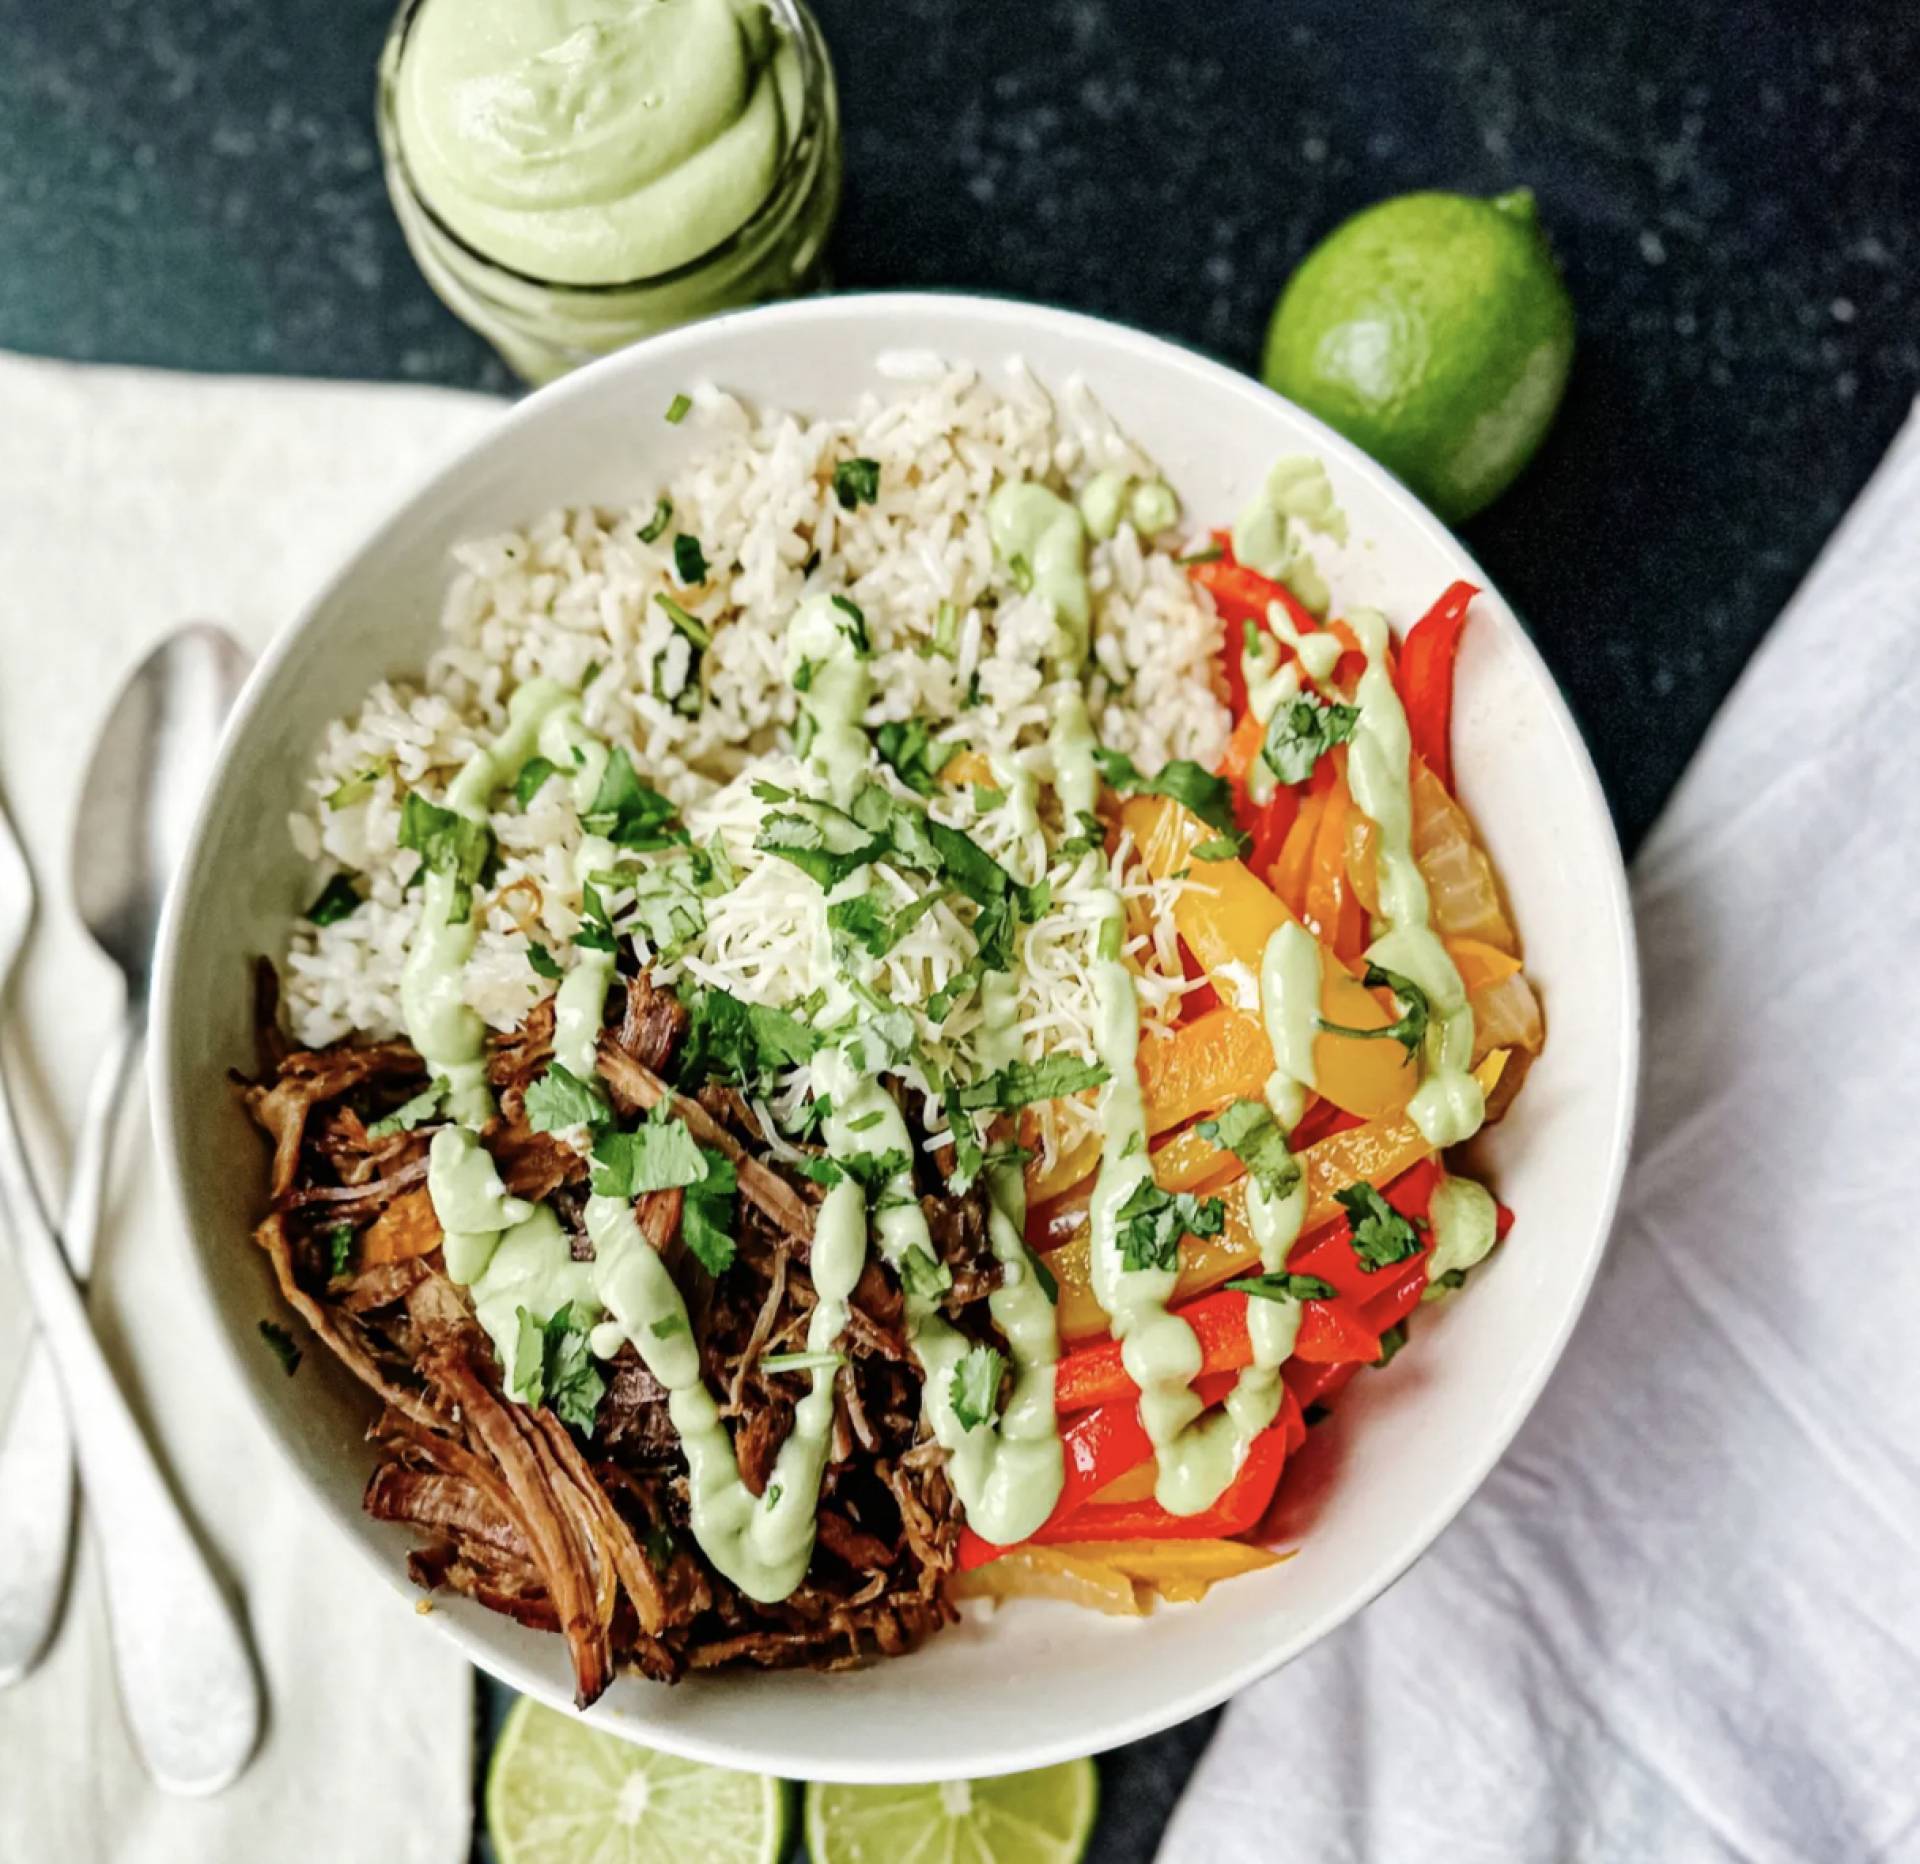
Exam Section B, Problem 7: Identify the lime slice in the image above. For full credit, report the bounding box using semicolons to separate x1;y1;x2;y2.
1261;188;1575;523
486;1696;791;1864
804;1760;1099;1864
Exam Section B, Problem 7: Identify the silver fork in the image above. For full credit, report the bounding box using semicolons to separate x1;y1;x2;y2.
0;790;260;1794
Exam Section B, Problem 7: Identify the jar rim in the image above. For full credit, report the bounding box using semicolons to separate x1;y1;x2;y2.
377;0;835;299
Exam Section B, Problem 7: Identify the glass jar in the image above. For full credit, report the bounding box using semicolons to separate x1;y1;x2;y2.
376;0;842;385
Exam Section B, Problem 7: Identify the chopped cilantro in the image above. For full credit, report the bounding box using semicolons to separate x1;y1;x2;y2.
665;392;692;424
306;873;362;927
899;1245;954;1302
323;1224;355;1279
589;1109;709;1198
1191;833;1250;861
950;1344;1007;1431
1374;1321;1409;1367
831;456;881;510
527;940;563;981
581;658;603;690
1026;1248;1059;1304
1090;747;1239;836
1114;1179;1226;1273
581;747;683;851
1336;1181;1425;1270
926;957;984;1023
397;791;494;921
929;601;960;658
637;496;673;544
1319;963;1431;1061
954;1054;1109;1113
1097;915;1124;962
258;1320;301;1375
654;592;712;649
678;984;820;1090
513;1302;606;1430
830;594;871;656
672;533;709;585
1196;1099;1302;1200
1226;1271;1339;1303
972;784;1006;813
756;810;891;891
1007;552;1034;593
681;1149;739;1275
872;718;959;795
837;1148;911;1192
827;888;938;961
366;1076;449;1139
524;1062;611;1135
1260;693;1359;787
323;765;382;809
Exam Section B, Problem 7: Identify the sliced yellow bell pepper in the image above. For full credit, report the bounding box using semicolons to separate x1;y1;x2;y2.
1024;1005;1272;1207
1121;794;1414;1121
1048;1050;1509;1342
1446;936;1524;994
950;1545;1144;1616
1050;1537;1287;1604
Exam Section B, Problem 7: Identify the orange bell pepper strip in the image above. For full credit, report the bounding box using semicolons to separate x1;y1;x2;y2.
1123;794;1414;1121
1397;580;1478;793
1046;1051;1507;1341
1269;788;1324;915
1051;1159;1441;1413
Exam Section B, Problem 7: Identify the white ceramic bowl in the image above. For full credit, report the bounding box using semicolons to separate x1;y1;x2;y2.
152;293;1638;1784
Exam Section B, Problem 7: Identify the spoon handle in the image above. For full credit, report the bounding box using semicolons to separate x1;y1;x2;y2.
0;1015;141;1685
0;1063;261;1794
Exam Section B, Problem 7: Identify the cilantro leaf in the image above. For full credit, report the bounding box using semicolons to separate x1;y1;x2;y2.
940;1080;986;1193
637;496;673;544
1374;1320;1409;1367
678;985;820;1090
366;1076;449;1139
955;1055;1110;1113
1260;694;1359;787
949;1343;1007;1431
1090;748;1239;836
1196;1099;1302;1200
589;1112;709;1199
1114;1178;1226;1273
1191;833;1250;861
323;1224;356;1280
306;873;362;927
832;457;881;510
398;792;495;920
837;1148;911;1192
523;1062;611;1135
1318;963;1431;1060
872;718;960;795
582;747;682;851
927;957;984;1024
654;592;712;649
1026;1248;1059;1304
899;1244;954;1302
681;1149;738;1275
1336;1181;1425;1271
258;1320;301;1374
756;810;893;891
1226;1271;1339;1303
527;940;563;980
672;533;709;585
514;756;558;808
827;889;938;962
830;594;871;656
513;1302;606;1430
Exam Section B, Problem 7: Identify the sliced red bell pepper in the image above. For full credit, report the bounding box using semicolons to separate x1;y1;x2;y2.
1397;580;1478;793
1050;1159;1443;1415
1175;938;1222;1023
1026;1385;1304;1544
1192;535;1330;722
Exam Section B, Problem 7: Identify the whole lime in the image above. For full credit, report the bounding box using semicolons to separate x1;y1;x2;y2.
1261;189;1575;523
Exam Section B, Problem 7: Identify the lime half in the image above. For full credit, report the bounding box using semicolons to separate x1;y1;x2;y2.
1261;187;1575;523
804;1760;1099;1864
486;1696;791;1864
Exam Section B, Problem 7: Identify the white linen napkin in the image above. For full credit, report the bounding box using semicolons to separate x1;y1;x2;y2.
1159;401;1920;1864
0;353;503;1863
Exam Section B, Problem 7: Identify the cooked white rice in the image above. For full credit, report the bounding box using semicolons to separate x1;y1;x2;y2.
283;361;1232;1168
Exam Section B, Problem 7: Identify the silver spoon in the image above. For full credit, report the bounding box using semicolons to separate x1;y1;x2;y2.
0;625;259;1793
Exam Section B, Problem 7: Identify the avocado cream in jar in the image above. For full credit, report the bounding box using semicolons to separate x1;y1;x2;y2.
377;0;841;382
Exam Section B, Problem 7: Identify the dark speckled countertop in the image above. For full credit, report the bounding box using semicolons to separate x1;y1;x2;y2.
3;0;1916;1856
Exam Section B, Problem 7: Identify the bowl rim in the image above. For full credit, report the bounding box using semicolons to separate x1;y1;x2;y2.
150;288;1641;1780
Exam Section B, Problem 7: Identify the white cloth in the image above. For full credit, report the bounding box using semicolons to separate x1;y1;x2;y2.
1160;403;1920;1864
0;354;503;1864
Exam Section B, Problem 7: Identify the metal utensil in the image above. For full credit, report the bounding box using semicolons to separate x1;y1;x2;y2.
0;628;260;1793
